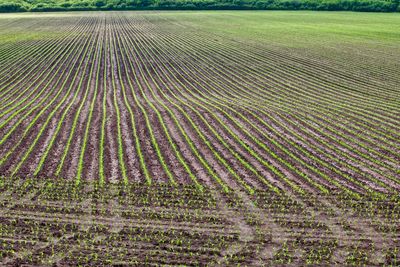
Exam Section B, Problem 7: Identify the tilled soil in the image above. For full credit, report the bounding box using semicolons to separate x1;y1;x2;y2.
0;11;399;266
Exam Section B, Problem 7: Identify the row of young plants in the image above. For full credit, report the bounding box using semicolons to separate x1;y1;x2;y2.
0;176;240;265
173;16;400;150
134;14;396;195
119;12;396;201
117;15;311;196
113;18;250;194
0;20;96;174
118;15;372;199
204;21;400;121
0;20;398;265
108;18;396;264
177;18;400;170
2;18;90;118
0;17;84;96
75;19;105;186
0;175;399;265
0;18;95;114
109;22;175;187
1;14;397;198
33;25;103;178
6;23;101;178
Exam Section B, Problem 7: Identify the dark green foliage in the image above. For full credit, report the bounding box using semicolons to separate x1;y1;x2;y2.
94;0;105;7
0;0;398;13
0;2;28;12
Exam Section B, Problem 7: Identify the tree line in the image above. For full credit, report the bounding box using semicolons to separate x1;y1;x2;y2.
0;0;399;13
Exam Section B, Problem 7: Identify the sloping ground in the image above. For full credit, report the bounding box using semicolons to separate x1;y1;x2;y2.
0;11;399;265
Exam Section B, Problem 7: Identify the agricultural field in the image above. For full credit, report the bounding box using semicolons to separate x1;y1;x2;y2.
0;11;399;266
